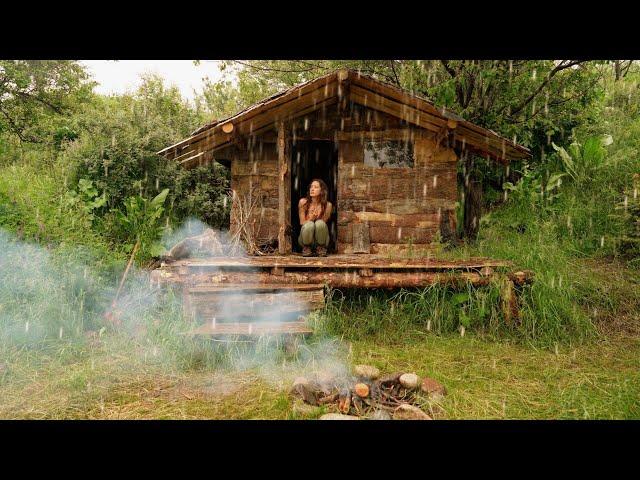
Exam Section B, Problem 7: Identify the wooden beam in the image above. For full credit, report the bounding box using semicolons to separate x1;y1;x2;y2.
158;71;340;158
277;121;292;254
174;96;340;169
167;81;338;160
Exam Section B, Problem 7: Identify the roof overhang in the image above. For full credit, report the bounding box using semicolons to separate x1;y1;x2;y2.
158;69;531;168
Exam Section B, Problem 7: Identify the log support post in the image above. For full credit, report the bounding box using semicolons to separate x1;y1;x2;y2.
278;121;292;254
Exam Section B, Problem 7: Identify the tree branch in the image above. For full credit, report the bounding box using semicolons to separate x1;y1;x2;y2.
509;60;585;118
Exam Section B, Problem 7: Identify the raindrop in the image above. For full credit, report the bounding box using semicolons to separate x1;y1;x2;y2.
600;236;605;247
624;196;628;210
532;69;537;80
25;321;29;333
155;177;159;190
397;227;402;240
59;327;63;339
634;188;638;200
423;183;427;197
426;319;432;331
432;175;438;188
223;196;228;208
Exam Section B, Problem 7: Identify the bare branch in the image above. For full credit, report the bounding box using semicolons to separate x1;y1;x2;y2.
509;60;585;118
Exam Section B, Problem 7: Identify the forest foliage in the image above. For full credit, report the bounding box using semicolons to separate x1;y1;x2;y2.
0;59;638;345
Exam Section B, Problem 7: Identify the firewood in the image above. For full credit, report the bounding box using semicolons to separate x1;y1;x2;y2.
338;389;352;414
351;395;365;416
354;383;370;398
318;392;340;405
377;372;405;387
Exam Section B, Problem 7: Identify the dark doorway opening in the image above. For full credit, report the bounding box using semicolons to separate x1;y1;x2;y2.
290;141;338;253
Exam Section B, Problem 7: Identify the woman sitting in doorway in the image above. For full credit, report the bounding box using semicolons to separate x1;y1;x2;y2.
298;178;333;257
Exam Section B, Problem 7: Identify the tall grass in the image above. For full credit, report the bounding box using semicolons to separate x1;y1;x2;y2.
317;75;640;347
317;282;509;343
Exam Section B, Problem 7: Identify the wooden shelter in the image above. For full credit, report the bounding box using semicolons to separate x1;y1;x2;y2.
154;69;532;335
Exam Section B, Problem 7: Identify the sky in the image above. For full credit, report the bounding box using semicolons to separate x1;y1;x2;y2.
81;60;227;101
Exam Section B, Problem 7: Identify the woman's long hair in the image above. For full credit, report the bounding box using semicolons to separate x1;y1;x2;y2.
304;178;329;219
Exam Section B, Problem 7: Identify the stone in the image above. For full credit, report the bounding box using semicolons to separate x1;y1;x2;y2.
421;377;447;400
392;404;432;420
354;364;380;380
399;373;420;390
292;376;309;388
368;409;392;420
354;383;370;398
319;413;360;420
167;228;227;259
290;378;320;405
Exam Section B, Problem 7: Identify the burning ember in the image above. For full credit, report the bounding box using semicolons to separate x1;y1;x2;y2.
290;365;446;420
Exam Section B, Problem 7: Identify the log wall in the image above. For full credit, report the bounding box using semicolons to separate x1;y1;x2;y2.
228;103;459;255
336;128;458;254
230;142;280;244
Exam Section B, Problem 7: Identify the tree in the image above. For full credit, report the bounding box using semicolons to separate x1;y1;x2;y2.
63;74;230;244
0;60;94;143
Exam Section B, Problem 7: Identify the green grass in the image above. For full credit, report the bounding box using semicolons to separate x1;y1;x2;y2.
1;329;638;419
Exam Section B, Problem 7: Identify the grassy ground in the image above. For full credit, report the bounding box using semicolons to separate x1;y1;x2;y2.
1;251;638;420
1;324;638;420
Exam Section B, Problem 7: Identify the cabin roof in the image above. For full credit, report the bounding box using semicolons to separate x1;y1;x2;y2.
158;69;531;168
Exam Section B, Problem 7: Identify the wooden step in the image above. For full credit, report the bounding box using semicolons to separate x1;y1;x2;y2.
186;320;313;336
184;283;325;322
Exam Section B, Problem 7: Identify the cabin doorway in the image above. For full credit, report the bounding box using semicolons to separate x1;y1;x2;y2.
290;140;338;253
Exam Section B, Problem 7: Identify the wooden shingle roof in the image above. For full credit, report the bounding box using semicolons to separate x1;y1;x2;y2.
158;69;531;167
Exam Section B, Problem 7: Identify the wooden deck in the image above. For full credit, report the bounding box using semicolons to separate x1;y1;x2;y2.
151;254;531;337
161;254;511;271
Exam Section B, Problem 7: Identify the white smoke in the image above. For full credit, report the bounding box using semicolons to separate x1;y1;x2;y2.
0;220;352;405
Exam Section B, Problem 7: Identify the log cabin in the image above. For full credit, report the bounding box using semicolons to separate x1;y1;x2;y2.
153;69;533;335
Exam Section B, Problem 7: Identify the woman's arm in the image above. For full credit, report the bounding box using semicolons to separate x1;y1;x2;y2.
298;198;308;225
321;202;333;223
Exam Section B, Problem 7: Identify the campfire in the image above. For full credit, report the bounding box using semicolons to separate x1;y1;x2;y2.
290;365;446;420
